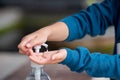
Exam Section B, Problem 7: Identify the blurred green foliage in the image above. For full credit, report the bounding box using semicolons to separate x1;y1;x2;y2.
90;44;114;54
0;20;24;36
86;0;96;5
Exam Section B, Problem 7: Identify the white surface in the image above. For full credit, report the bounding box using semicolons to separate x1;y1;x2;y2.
0;7;22;29
117;43;120;54
91;78;110;80
0;52;28;80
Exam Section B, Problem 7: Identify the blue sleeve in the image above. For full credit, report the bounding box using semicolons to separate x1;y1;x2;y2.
60;47;120;79
60;0;114;41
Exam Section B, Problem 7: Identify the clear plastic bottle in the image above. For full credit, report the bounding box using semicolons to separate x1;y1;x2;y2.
26;67;51;80
26;43;51;80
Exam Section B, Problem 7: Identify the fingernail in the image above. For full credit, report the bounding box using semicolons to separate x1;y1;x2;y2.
26;43;31;48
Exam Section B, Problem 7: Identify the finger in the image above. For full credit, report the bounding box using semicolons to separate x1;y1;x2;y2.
28;49;43;58
19;49;30;55
18;34;36;51
28;37;43;48
29;50;52;64
40;51;56;60
52;49;67;61
18;40;30;54
52;53;62;60
29;55;41;64
18;36;31;48
18;43;27;54
28;49;41;62
28;49;35;56
19;50;25;54
29;54;49;65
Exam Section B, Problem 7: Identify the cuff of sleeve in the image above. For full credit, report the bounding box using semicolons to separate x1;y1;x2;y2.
59;16;81;41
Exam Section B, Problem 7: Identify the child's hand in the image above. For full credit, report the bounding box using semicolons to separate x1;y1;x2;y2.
18;28;50;55
28;49;67;65
18;22;69;55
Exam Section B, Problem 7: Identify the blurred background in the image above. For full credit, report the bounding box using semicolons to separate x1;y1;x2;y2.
0;0;114;80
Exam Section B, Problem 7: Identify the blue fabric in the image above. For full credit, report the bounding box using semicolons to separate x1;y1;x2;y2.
61;47;120;79
60;0;115;41
59;0;120;79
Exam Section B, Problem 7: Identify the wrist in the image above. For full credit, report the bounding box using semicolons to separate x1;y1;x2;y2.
39;26;52;41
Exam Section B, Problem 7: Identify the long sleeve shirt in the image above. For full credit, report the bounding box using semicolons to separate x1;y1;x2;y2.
60;0;120;79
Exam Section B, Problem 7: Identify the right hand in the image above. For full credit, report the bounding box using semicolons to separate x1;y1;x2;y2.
18;27;50;55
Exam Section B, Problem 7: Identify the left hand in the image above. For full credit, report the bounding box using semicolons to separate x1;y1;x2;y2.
28;49;67;65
